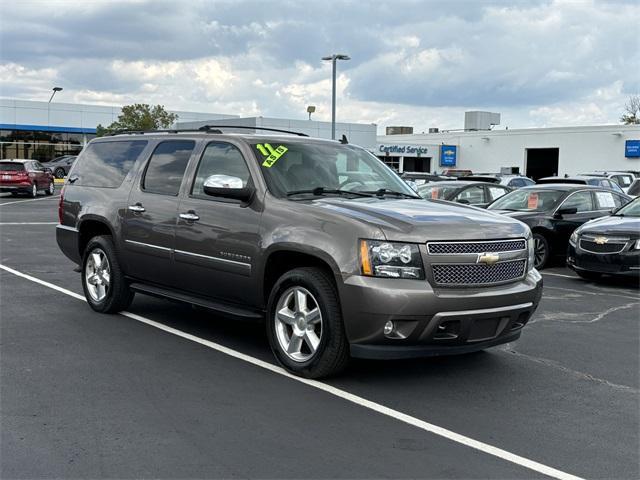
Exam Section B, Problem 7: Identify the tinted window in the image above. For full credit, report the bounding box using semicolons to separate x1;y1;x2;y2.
143;140;195;196
0;162;25;171
509;178;524;187
455;185;486;204
191;142;251;198
488;189;565;212
628;181;640;196
74;140;148;188
561;191;594;212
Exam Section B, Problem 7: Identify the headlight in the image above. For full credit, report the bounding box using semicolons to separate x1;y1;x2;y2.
527;234;535;271
634;239;640;250
569;230;578;247
359;240;424;279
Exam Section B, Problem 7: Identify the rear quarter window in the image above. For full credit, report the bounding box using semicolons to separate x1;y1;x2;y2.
72;140;148;188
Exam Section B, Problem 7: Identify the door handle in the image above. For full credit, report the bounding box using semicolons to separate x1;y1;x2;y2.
128;204;145;213
179;211;200;222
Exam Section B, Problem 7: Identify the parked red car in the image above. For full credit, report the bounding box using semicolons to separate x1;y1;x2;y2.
0;159;55;197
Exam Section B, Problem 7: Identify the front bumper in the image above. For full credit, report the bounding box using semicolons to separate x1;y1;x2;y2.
340;269;543;359
567;244;640;277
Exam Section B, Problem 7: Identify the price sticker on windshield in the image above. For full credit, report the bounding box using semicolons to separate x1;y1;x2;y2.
257;143;288;168
527;193;539;209
431;189;440;199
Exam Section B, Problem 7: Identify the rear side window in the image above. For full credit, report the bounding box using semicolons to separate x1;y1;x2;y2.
73;140;148;188
561;191;594;212
142;140;195;196
0;162;25;171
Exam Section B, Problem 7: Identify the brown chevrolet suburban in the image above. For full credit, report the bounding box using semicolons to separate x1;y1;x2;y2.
57;127;543;378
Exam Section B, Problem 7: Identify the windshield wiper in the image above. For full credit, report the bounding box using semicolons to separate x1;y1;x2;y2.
286;187;374;198
362;188;420;199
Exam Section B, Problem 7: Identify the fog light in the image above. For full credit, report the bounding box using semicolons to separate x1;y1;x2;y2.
383;321;394;336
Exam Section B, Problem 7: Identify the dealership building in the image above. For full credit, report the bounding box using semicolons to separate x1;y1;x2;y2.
377;112;640;180
0;98;376;162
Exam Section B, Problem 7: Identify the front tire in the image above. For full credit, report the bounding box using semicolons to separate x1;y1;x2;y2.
82;235;134;313
54;168;66;179
266;267;349;379
533;233;550;270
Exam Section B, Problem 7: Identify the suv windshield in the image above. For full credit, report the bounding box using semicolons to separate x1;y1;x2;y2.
614;197;640;217
250;141;417;198
488;189;565;212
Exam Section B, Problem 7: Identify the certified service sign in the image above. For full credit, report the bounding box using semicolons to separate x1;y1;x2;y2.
625;140;640;158
440;145;457;166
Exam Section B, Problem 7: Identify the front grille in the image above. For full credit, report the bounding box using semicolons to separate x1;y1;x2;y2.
427;239;526;255
432;259;526;286
579;238;628;254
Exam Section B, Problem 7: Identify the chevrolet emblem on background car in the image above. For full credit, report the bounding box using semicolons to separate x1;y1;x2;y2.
477;253;500;265
594;236;609;245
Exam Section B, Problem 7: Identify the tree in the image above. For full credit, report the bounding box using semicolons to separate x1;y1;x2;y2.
96;103;178;136
620;95;640;125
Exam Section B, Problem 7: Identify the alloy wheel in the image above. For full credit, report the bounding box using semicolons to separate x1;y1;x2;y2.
48;182;55;194
85;248;111;302
534;237;546;268
274;286;323;362
31;184;37;197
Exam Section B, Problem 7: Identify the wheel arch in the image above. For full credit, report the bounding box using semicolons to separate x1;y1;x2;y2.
261;245;342;308
77;216;116;258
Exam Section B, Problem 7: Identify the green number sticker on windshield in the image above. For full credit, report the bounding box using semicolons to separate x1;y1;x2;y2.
257;143;288;168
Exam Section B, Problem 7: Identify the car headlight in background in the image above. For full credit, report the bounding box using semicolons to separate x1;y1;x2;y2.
634;239;640;250
569;230;578;247
360;240;424;279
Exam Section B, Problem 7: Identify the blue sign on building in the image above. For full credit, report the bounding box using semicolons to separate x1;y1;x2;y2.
440;145;457;167
625;140;640;158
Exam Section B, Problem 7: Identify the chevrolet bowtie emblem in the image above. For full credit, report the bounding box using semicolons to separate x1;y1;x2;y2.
477;253;500;265
594;236;608;245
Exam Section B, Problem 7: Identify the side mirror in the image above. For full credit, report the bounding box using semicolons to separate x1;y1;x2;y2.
44;167;53;174
203;175;254;203
554;207;578;218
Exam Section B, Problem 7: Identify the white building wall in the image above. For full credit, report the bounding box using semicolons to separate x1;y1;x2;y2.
178;116;378;151
378;124;640;176
0;98;237;130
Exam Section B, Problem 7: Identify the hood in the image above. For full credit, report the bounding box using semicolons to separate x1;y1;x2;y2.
311;197;528;242
578;215;640;237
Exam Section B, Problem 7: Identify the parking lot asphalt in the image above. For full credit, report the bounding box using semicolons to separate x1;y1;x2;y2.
1;192;639;479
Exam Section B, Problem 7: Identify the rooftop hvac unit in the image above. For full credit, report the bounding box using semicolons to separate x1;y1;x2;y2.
386;126;414;135
464;111;501;131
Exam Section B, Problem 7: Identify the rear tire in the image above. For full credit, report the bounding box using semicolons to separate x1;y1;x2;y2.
29;183;37;198
533;233;550;270
266;267;349;379
45;181;55;196
81;235;134;313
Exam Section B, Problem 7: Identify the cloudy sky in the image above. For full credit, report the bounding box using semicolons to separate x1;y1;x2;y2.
0;0;638;132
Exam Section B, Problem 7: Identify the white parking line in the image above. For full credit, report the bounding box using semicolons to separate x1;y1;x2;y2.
0;222;58;225
542;272;577;279
0;263;584;480
0;195;60;207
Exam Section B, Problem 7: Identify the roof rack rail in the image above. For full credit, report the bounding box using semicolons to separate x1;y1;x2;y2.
197;125;309;137
105;128;223;136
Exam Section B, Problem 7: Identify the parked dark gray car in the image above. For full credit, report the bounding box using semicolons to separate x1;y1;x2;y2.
47;155;77;178
57;129;543;378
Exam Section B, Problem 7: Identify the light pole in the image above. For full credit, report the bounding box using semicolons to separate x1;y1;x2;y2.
47;87;63;127
321;54;350;139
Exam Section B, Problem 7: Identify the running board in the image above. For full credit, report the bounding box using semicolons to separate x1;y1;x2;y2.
129;282;264;319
